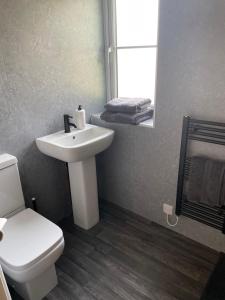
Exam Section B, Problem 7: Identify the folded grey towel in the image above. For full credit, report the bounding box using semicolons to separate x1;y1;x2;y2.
201;159;225;206
187;156;207;204
187;156;225;207
105;97;151;113
100;107;153;125
218;166;225;207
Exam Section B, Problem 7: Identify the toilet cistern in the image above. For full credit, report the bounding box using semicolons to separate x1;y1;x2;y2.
36;124;114;230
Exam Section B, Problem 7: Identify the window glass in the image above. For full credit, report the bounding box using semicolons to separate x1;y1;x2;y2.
117;48;157;101
116;0;159;47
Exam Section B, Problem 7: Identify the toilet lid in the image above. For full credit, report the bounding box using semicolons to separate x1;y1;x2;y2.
0;208;63;271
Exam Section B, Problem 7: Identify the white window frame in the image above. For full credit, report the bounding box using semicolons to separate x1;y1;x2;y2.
102;0;160;104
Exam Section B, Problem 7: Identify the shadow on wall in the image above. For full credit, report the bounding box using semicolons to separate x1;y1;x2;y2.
19;143;72;221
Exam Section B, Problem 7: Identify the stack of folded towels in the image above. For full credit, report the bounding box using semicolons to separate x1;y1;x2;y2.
100;97;154;125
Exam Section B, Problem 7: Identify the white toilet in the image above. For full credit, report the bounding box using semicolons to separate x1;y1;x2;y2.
0;153;64;300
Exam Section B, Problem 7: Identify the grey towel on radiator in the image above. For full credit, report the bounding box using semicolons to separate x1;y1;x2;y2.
104;97;151;113
187;156;207;204
187;156;225;207
201;159;225;206
100;107;153;125
218;169;225;207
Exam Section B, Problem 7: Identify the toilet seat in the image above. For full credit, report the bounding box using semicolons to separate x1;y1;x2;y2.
0;208;64;282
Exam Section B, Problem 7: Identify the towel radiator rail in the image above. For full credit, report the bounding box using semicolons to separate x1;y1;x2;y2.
176;116;225;233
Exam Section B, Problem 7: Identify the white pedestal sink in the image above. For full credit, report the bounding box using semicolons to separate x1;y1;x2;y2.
36;124;114;230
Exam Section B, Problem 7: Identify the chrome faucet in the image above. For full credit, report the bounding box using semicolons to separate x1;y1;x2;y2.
64;114;76;133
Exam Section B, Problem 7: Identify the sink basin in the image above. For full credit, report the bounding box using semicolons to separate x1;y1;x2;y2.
36;124;114;230
36;124;114;163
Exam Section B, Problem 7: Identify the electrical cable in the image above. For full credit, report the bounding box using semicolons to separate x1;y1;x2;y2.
166;213;179;227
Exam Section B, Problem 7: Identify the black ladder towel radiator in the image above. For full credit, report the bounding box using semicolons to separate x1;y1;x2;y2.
176;116;225;233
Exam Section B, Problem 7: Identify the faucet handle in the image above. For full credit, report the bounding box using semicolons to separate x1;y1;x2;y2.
64;114;73;120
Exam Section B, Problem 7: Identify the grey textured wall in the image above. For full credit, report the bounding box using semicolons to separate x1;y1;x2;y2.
0;0;105;221
93;0;225;251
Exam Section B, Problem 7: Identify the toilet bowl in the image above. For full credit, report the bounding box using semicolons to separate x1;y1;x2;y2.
0;154;64;300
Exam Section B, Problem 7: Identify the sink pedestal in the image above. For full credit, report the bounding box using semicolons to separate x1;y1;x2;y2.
68;157;99;230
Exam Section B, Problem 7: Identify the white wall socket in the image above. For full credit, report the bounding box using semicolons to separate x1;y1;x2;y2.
163;204;173;216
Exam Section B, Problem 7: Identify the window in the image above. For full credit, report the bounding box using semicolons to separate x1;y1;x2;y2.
103;0;159;103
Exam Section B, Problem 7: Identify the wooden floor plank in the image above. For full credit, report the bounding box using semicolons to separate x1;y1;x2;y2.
100;202;218;265
96;226;201;300
61;219;112;255
63;245;153;300
56;268;96;300
45;285;73;300
101;208;217;269
100;211;213;282
57;254;124;300
88;248;179;300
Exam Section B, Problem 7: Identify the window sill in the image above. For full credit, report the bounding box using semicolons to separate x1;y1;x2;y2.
139;118;154;128
91;113;154;128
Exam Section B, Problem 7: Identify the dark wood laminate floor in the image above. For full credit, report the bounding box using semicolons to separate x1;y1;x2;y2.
11;202;219;300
